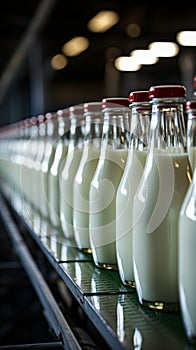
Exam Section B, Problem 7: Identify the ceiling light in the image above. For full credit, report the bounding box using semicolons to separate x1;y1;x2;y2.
62;36;90;57
114;56;141;72
126;23;141;38
50;54;68;70
130;49;159;65
148;42;179;57
176;31;196;46
87;10;119;33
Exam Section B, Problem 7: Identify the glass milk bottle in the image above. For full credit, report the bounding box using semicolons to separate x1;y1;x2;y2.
12;120;27;214
30;114;46;229
132;85;192;311
4;122;21;208
39;112;59;223
59;104;85;239
73;102;103;253
0;124;16;201
20;117;39;224
116;91;151;287
186;100;196;172
178;167;196;346
89;98;130;270
48;108;70;229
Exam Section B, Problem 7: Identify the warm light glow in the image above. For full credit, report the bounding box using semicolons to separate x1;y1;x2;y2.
148;42;179;57
130;49;159;65
114;56;141;71
62;36;90;57
50;54;68;70
87;10;119;33
176;31;196;46
126;23;141;38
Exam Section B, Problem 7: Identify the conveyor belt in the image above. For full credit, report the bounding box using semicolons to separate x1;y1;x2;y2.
0;192;191;350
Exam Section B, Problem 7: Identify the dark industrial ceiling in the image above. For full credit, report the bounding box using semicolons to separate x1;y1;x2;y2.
0;0;196;126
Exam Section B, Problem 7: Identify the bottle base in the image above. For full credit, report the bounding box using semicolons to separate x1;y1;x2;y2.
95;262;118;271
123;280;136;289
141;298;179;312
80;247;92;254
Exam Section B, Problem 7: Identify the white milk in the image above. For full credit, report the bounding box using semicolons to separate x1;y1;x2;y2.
188;146;196;173
20;139;38;224
73;142;100;252
178;172;196;343
48;141;68;227
40;142;56;219
89;147;127;269
179;216;196;342
59;147;83;238
116;149;147;286
133;152;191;310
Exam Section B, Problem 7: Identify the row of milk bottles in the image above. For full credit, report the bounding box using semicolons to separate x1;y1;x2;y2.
0;85;196;345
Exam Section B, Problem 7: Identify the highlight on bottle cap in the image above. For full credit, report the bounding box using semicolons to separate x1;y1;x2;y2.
45;112;53;120
129;90;149;102
148;85;186;99
186;100;196;110
37;114;45;123
102;97;130;109
194;75;196;89
84;101;102;113
29;116;37;126
69;104;84;116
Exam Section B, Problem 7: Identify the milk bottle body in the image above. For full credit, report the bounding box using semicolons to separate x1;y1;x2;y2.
116;91;151;286
73;102;103;253
32;115;46;210
39;113;59;221
21;117;39;224
178;170;196;345
59;105;85;239
89;98;130;270
48;109;70;228
179;101;196;345
132;85;192;311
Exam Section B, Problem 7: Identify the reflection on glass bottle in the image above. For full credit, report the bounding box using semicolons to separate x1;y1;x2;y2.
133;327;143;350
186;100;196;172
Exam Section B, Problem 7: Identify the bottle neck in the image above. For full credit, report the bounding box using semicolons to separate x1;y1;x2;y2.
84;113;103;145
102;107;130;149
149;98;187;152
46;117;59;140
69;115;85;147
129;103;151;151
187;111;196;149
57;116;70;145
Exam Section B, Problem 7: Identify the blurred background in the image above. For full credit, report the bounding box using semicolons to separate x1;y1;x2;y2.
0;0;195;127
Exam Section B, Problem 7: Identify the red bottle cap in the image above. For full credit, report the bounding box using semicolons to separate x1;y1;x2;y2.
129;91;149;102
194;75;196;89
149;85;186;99
45;112;54;120
37;114;45;123
186;100;196;110
84;101;102;113
30;116;38;125
69;104;84;116
102;97;130;109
